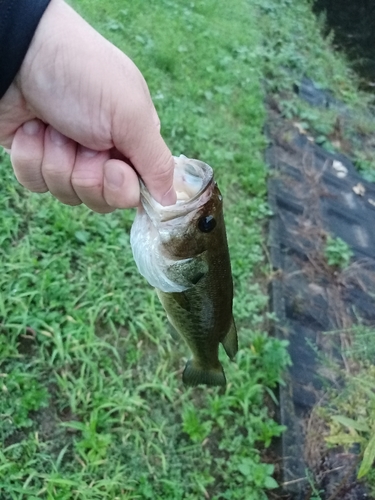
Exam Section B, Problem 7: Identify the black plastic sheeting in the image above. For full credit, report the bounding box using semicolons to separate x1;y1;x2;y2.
267;123;375;498
294;77;346;112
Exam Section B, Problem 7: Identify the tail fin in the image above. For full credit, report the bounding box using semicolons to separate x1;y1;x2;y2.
221;317;238;360
182;359;226;387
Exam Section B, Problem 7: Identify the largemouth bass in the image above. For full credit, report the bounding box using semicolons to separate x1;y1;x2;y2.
130;155;237;386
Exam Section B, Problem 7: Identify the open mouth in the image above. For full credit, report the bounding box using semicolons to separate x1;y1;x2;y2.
140;155;214;223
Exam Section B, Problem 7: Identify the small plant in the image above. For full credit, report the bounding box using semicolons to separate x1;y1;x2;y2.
321;327;375;485
355;157;375;183
324;235;353;269
182;404;212;442
306;468;324;500
325;371;375;480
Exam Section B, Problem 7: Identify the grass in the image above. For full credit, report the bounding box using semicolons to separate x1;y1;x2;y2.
0;1;289;499
2;0;375;498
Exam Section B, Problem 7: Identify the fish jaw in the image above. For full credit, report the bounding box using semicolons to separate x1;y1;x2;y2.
140;155;214;224
131;206;212;293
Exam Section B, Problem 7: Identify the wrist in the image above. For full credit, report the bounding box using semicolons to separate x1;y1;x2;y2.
0;0;52;99
16;0;63;94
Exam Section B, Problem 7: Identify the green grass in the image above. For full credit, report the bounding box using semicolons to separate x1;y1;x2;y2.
0;1;290;499
2;0;375;498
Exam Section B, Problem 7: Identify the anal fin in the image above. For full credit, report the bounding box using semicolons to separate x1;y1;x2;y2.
221;317;238;360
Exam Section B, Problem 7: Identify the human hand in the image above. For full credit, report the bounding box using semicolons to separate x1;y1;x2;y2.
0;0;176;212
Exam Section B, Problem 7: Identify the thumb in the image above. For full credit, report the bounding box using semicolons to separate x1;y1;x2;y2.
135;129;177;206
114;113;176;206
109;55;176;205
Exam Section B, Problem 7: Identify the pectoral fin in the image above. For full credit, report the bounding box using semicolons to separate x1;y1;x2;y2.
221;317;238;360
166;254;209;288
183;359;226;387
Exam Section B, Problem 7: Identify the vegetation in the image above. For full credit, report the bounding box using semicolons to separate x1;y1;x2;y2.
319;326;375;492
1;0;375;498
314;0;375;84
257;3;375;489
324;236;354;270
0;0;290;498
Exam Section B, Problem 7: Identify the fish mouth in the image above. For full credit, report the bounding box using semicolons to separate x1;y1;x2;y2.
140;155;214;224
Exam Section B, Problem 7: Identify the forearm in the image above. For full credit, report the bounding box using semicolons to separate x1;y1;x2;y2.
0;0;51;98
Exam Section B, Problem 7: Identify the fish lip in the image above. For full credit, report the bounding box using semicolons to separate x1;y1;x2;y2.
140;157;214;224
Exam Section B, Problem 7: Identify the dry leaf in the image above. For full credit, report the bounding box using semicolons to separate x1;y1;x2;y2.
353;183;365;196
332;160;348;178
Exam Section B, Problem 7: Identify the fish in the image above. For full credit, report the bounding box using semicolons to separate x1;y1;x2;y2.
130;155;237;386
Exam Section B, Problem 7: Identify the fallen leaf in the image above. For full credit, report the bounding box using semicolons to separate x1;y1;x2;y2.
332;160;348;178
353;183;365;196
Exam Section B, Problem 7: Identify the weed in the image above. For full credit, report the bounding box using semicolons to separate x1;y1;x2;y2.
319;325;375;490
306;469;324;500
324;364;375;481
324;235;353;269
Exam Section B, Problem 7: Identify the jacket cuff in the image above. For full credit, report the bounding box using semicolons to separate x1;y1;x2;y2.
0;0;52;99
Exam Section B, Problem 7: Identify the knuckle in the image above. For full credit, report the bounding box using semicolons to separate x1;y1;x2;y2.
71;173;103;191
26;181;48;193
12;160;47;192
16;174;48;193
42;161;71;177
12;155;39;172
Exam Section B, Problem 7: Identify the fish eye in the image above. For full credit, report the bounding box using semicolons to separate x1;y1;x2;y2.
198;215;216;233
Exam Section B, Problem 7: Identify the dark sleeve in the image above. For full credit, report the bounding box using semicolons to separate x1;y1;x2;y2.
0;0;52;99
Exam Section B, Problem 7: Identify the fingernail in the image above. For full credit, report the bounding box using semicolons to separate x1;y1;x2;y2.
160;186;177;206
104;164;124;189
78;145;98;158
23;120;41;136
50;127;69;146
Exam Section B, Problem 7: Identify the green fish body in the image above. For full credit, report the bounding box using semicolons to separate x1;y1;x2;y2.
130;156;237;386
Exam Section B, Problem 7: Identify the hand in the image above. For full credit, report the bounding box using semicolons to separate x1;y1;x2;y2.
0;0;176;212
